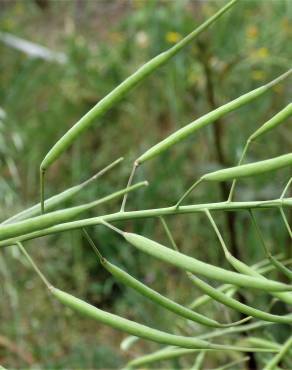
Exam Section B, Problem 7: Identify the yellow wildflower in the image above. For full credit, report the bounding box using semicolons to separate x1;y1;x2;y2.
165;32;182;44
251;70;267;81
246;25;258;39
255;47;269;59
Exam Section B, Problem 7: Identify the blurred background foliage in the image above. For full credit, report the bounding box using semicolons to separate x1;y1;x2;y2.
0;0;291;368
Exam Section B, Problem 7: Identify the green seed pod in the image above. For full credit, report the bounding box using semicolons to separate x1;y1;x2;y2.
188;273;292;324
202;153;292;182
50;286;273;352
250;103;292;141
39;0;239;213
2;157;123;225
123;232;292;292
101;257;247;328
136;71;291;165
0;182;147;241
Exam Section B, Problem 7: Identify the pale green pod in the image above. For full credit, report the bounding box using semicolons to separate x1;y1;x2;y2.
2;157;123;225
0;182;147;242
202;153;292;182
189;256;286;309
188;273;292;324
40;0;238;172
250;103;292;141
101;257;248;328
127;321;277;368
123;232;292;292
267;254;292;280
17;242;269;355
127;321;276;369
220;253;292;305
50;287;266;352
136;70;291;164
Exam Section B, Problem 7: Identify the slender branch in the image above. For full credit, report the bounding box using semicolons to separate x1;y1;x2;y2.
1;198;291;247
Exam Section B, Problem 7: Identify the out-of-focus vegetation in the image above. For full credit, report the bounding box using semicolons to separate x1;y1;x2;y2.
0;0;291;368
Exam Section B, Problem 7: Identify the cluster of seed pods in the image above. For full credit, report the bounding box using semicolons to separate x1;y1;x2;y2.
1;0;292;368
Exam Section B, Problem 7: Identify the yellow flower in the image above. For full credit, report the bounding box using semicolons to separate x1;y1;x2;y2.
165;32;182;44
251;70;267;81
256;47;269;59
246;25;258;39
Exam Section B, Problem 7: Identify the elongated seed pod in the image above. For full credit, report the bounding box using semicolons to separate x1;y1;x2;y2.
201;153;292;182
250;103;292;141
50;286;272;352
2;157;123;225
0;182;147;241
189;256;286;309
136;70;291;164
188;273;292;324
128;321;275;369
128;351;248;370
123;232;292;292
205;208;292;305
40;0;238;173
101;257;247;328
127;347;203;369
267;254;292;280
263;335;292;370
225;253;292;305
18;242;270;356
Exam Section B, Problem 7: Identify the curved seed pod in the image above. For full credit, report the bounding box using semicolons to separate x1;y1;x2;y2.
201;153;292;182
267;254;292;280
188;255;286;309
250;103;292;141
83;229;249;328
263;335;292;370
0;182;147;242
2;157;123;225
228;106;292;201
188;273;292;324
219;252;292;305
205;209;292;305
101;257;249;328
40;0;239;212
50;286;273;352
136;70;291;165
17;242;269;355
127;321;276;368
123;232;292;292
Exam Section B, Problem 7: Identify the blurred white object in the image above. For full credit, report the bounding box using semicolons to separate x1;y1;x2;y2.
0;31;67;64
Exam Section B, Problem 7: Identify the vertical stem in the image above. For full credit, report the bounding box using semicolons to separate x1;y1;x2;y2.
228;139;251;201
279;207;292;239
159;216;179;251
120;161;138;212
40;168;45;214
